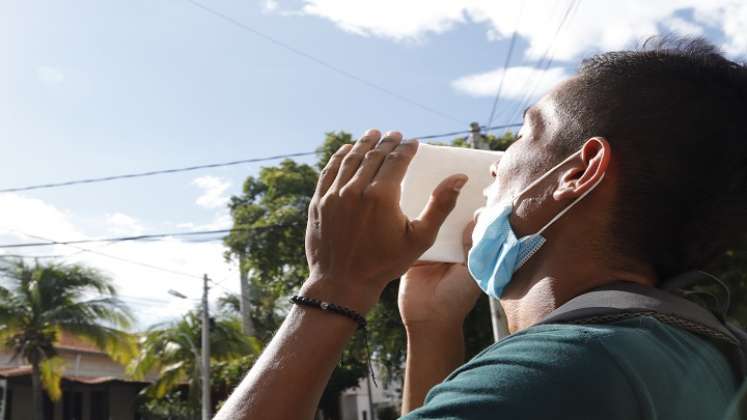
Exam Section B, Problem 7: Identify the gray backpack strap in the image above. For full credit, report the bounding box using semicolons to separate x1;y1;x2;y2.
537;280;747;380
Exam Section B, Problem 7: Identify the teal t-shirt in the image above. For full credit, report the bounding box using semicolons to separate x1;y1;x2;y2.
402;316;737;420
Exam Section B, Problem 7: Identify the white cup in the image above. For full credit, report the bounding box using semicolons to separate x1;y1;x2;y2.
400;143;503;263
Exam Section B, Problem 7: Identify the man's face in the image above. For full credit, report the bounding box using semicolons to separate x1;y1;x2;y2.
482;81;569;212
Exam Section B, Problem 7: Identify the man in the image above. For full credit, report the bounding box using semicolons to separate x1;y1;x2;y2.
216;37;746;419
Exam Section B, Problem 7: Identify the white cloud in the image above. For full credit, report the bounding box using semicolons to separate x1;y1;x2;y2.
193;176;231;209
451;66;570;100
263;0;279;12
106;213;144;235
199;213;233;230
0;193;83;244
303;0;466;41
36;66;65;85
709;2;747;57
662;16;705;37
300;0;747;60
67;239;237;328
0;193;239;330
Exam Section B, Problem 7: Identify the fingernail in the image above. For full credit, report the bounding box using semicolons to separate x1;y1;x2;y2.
364;128;380;138
402;138;418;145
453;176;468;191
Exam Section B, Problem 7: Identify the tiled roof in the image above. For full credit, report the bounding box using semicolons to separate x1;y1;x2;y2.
0;366;32;378
0;366;149;385
55;331;106;354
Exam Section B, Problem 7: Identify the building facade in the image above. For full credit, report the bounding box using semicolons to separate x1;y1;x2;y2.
0;332;149;420
339;368;401;420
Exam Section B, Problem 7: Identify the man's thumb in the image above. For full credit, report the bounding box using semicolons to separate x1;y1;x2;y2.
411;174;468;248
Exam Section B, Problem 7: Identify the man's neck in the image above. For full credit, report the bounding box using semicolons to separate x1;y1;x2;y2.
499;253;656;333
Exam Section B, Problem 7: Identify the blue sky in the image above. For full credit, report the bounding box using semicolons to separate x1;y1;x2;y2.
1;0;744;328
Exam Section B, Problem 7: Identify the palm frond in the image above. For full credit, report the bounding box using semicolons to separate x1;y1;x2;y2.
40;356;66;401
62;323;137;364
147;361;188;399
0;259;135;379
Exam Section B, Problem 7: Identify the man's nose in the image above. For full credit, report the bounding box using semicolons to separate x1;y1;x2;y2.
490;161;499;178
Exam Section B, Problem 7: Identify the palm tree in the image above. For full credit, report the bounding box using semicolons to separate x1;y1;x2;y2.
0;258;135;420
128;310;257;418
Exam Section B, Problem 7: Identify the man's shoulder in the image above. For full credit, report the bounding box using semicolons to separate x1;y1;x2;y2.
450;319;641;382
405;320;647;419
404;316;735;420
466;315;732;382
479;315;721;354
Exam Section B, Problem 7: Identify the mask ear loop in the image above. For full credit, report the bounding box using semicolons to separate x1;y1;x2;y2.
537;172;605;235
508;149;605;236
511;150;583;209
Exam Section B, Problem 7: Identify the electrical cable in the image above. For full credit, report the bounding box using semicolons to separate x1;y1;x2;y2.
0;124;521;194
0;240;132;259
485;1;525;129
503;0;575;124
0;224;298;249
502;0;580;125
0;152;317;194
4;229;204;280
184;0;466;125
208;280;235;296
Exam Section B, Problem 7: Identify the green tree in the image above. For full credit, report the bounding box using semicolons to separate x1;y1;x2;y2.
224;159;317;343
128;311;258;419
0;259;136;420
223;133;369;419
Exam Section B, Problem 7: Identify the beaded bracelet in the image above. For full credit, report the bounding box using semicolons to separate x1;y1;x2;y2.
290;295;367;330
290;295;376;386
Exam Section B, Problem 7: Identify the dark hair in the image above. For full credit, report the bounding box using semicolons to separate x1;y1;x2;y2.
552;37;747;280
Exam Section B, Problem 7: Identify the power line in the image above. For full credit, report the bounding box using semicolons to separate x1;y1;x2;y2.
3;230;250;296
485;1;525;129
503;0;580;125
0;241;131;259
500;0;568;124
0;124;521;194
184;0;466;125
418;123;522;140
0;253;77;259
0;151;318;194
0;225;298;249
2;234;233;305
511;0;580;122
208;280;235;296
6;229;204;280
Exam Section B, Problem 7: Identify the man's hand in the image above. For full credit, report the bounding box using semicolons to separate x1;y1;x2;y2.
215;129;468;420
398;222;482;331
304;129;468;313
399;222;483;414
399;263;482;330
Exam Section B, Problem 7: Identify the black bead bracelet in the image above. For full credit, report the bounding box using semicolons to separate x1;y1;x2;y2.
290;295;367;330
290;294;376;386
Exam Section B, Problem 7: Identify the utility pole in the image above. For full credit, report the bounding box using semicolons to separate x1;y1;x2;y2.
468;122;488;150
366;369;376;420
238;254;256;336
468;122;510;342
202;274;211;420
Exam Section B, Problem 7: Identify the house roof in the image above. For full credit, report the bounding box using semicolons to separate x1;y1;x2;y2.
55;331;107;354
0;331;131;355
0;366;149;385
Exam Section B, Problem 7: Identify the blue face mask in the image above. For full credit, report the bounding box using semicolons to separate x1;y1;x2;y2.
467;150;605;299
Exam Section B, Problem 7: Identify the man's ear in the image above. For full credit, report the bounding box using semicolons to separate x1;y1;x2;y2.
552;137;611;201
